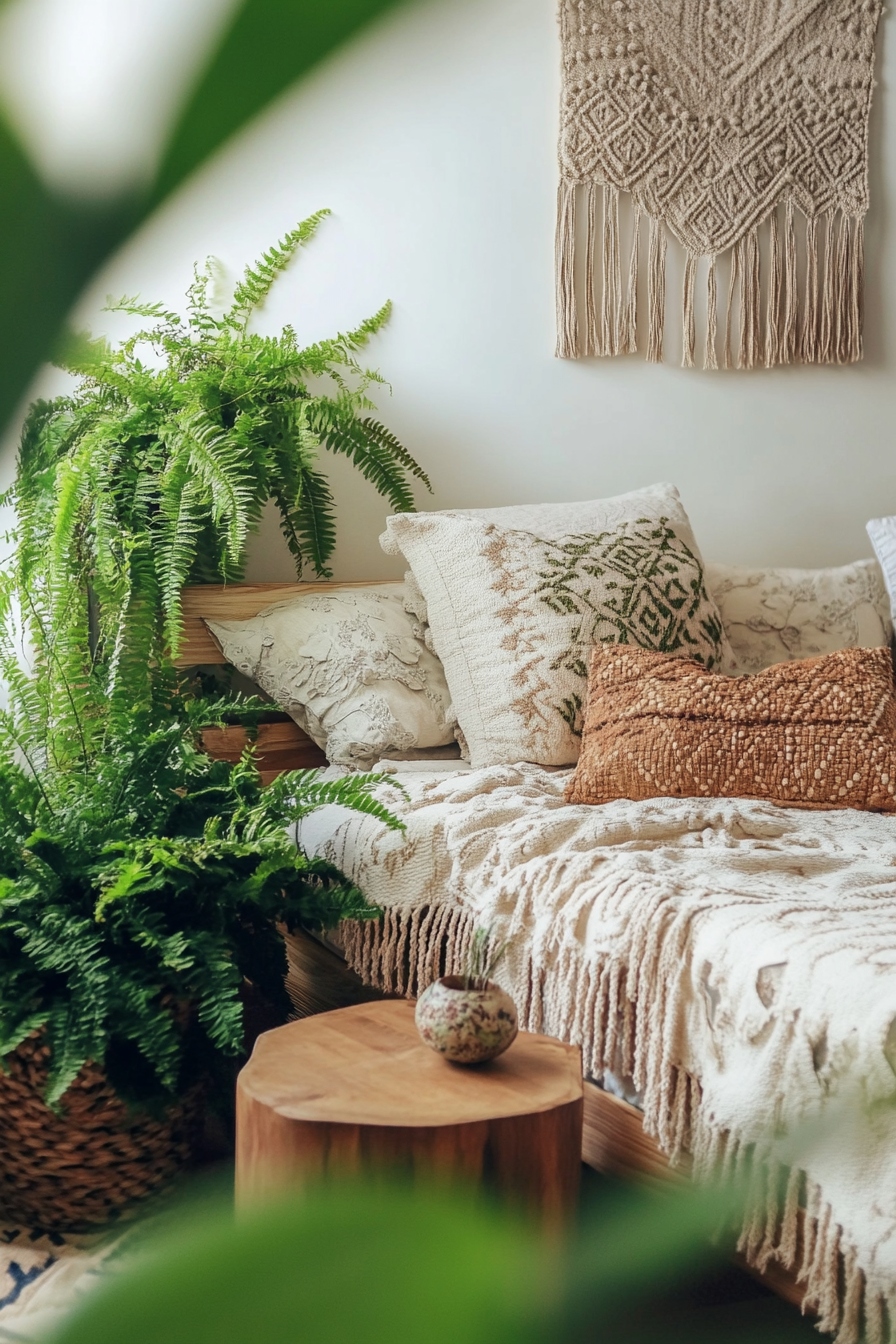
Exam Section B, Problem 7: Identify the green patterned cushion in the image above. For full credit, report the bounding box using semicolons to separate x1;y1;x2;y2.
382;484;730;768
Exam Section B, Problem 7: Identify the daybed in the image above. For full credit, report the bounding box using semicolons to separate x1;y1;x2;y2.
184;488;896;1344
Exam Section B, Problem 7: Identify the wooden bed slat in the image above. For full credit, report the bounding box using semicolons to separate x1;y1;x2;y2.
582;1082;808;1310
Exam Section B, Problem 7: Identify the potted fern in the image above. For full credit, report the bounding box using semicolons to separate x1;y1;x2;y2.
8;210;430;734
0;666;400;1231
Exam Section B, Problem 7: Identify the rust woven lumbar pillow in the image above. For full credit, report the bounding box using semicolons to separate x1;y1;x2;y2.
566;645;896;812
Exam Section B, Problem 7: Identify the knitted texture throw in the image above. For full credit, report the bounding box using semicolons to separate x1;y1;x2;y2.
566;645;896;811
556;0;882;368
303;766;896;1342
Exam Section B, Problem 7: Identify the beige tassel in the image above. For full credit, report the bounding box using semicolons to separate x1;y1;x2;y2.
555;179;579;359
624;203;641;353
819;210;835;363
584;183;601;356
682;254;697;368
742;227;760;368
647;216;666;363
801;214;819;362
737;240;748;369
725;241;741;369
834;212;850;364
705;256;718;370
782;200;798;363
765;208;781;367
602;185;622;356
851;215;864;362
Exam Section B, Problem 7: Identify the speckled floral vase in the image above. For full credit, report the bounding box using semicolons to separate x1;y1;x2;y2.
415;976;518;1065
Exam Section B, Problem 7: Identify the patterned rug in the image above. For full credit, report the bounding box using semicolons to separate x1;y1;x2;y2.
0;1225;123;1342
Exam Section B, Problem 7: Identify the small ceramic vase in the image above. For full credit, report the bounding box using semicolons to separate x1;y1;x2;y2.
415;976;518;1065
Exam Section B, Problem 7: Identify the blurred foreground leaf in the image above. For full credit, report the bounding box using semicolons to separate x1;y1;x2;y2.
0;0;407;435
151;0;409;208
49;1184;552;1344
46;1175;767;1344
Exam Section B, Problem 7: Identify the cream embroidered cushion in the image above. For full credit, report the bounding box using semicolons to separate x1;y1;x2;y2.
706;559;892;676
205;585;455;768
381;484;730;768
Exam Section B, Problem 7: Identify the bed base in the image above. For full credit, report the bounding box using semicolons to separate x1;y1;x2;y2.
582;1082;807;1310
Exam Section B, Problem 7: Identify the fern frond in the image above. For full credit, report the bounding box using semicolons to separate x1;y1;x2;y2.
226;210;330;333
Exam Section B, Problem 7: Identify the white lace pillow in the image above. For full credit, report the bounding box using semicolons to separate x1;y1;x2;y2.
205;585;455;768
705;559;892;675
381;484;730;769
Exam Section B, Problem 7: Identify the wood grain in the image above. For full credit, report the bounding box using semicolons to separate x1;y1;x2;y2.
201;721;326;781
178;580;393;666
281;927;390;1017
582;1081;687;1187
236;1000;583;1225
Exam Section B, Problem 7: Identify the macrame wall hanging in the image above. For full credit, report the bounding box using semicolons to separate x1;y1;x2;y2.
556;0;882;369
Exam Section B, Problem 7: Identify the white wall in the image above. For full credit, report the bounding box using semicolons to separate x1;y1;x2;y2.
11;0;896;578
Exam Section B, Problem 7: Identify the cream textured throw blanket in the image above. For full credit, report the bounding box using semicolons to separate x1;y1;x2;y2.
557;0;882;368
305;767;896;1342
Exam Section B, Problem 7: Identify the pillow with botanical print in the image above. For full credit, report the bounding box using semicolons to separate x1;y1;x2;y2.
705;559;892;675
381;484;730;768
205;585;455;769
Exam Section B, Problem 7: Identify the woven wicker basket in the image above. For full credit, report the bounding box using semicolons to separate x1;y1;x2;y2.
0;1033;204;1231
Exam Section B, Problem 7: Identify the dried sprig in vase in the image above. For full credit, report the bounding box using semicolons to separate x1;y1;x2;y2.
415;929;518;1065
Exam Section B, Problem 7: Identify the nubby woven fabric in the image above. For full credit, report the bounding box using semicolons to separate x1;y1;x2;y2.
557;0;882;367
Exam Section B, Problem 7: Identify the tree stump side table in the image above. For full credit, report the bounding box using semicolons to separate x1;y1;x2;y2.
236;1000;583;1225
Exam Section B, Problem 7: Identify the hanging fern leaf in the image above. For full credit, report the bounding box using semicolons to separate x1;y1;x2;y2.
226;210;331;333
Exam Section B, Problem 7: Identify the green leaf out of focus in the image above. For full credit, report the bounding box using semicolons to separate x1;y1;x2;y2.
44;1176;769;1344
0;0;408;437
49;1184;554;1344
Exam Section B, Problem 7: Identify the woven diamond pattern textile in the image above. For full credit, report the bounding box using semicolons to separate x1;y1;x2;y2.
566;644;896;810
556;0;882;368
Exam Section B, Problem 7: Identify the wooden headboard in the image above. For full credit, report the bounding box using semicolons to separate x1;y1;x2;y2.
177;581;394;666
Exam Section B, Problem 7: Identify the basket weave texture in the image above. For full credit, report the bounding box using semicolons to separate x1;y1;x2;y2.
0;1033;203;1231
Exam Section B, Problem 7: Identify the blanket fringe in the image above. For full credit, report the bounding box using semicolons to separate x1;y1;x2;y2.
341;905;478;997
343;905;895;1340
555;180;866;367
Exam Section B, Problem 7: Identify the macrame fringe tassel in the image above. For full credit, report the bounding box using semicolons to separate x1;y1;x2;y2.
741;226;760;369
782;200;799;363
820;210;835;362
647;215;666;363
555;183;866;367
851;216;865;363
765;207;781;368
555;180;578;358
834;213;850;364
602;185;623;356
681;255;697;368
584;183;601;356
801;214;820;362
725;240;741;369
624;205;641;354
704;257;718;370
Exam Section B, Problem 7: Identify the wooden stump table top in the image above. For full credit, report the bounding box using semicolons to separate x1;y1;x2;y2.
236;1001;584;1223
239;1000;582;1127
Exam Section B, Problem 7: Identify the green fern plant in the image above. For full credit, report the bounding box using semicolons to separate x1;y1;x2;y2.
0;671;401;1111
4;211;430;760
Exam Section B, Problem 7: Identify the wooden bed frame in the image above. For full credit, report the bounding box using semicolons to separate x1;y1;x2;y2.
184;582;808;1314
